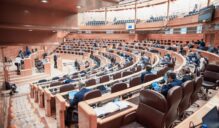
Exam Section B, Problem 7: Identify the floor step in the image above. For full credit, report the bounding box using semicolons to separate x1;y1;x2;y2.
9;73;50;85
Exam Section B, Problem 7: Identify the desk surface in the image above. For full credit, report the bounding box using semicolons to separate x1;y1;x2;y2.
176;91;219;128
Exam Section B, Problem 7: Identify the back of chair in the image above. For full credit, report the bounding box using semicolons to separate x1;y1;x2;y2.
206;64;219;73
111;83;127;93
122;71;132;77
129;77;141;88
191;76;203;104
203;71;219;83
178;80;194;116
50;81;62;87
100;75;110;83
164;86;183;128
157;66;169;77
83;89;102;100
38;79;47;83
59;84;75;93
136;90;168;128
113;72;122;80
136;66;142;72
143;74;157;83
85;79;96;87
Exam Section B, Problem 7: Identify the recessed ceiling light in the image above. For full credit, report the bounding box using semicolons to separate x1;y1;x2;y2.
28;30;32;31
41;0;48;3
52;30;56;32
76;6;81;9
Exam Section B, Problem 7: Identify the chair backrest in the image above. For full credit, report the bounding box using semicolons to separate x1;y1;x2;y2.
59;84;75;93
178;80;194;116
50;81;62;87
122;71;132;77
203;71;219;83
83;89;102;100
164;86;183;128
100;75;110;83
206;64;219;73
85;79;96;87
157;66;169;77
136;89;168;128
129;77;141;88
38;79;47;83
111;83;127;93
143;74;157;83
113;72;122;80
136;66;142;72
52;77;60;81
191;76;203;104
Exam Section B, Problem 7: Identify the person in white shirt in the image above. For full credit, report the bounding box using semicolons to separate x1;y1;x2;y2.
15;56;22;75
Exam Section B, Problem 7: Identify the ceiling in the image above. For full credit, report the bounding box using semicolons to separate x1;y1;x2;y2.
0;0;119;13
0;0;119;45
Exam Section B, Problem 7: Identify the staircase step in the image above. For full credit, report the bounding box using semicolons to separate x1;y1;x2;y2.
9;73;50;85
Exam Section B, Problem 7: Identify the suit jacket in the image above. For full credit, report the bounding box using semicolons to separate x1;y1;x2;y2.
161;79;183;96
70;88;91;107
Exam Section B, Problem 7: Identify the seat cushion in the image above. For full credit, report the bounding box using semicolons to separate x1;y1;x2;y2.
202;81;216;89
121;122;145;128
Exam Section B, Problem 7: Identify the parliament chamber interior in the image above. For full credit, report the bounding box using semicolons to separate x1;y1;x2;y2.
1;0;219;128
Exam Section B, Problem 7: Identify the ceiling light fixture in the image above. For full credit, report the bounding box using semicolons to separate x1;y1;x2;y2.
28;30;32;31
76;5;81;9
41;0;48;3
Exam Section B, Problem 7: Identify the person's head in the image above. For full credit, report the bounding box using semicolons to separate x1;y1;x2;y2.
181;67;190;75
78;81;86;90
145;66;152;72
167;72;176;82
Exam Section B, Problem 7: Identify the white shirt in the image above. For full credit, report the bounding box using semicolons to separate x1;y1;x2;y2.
15;57;22;64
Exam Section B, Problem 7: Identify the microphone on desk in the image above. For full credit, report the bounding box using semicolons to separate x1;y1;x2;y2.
189;121;202;128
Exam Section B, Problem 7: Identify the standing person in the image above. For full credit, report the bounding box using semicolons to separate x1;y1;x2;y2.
54;54;58;68
25;46;31;57
15;56;22;75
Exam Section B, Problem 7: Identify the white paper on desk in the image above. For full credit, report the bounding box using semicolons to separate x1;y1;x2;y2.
94;102;120;117
114;101;129;110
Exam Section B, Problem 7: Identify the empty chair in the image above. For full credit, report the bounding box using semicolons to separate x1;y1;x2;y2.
83;89;102;100
52;76;60;81
202;71;219;98
59;84;75;93
157;66;169;77
111;83;127;93
122;71;132;77
129;77;141;88
113;72;122;80
122;86;182;128
100;75;110;83
190;76;203;106
178;80;194;118
85;79;96;87
38;79;47;83
143;74;157;83
205;64;219;73
50;81;62;87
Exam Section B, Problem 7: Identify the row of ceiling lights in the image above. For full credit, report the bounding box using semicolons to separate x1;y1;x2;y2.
40;0;82;9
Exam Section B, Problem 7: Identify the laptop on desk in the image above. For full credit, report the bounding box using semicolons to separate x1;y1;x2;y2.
202;106;219;128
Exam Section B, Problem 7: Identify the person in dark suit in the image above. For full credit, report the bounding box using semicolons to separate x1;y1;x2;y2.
179;67;194;83
141;66;153;83
65;82;91;126
161;72;183;96
54;54;58;68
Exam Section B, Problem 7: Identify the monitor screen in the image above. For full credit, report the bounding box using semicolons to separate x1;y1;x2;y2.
198;5;215;23
126;23;135;30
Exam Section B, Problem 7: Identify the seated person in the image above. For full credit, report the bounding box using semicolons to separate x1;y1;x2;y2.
198;39;206;50
5;81;18;95
141;66;153;83
179;67;194;83
160;53;172;65
152;72;182;97
35;59;44;72
25;46;31;57
187;52;199;66
65;82;91;125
